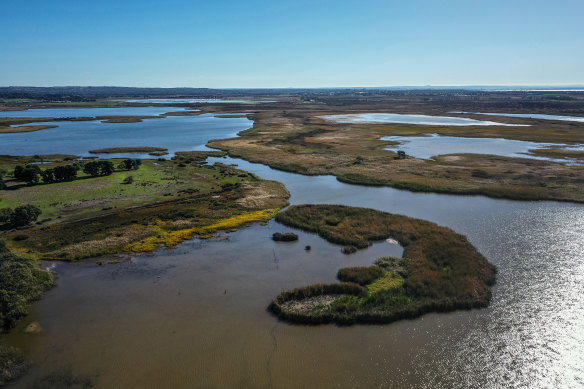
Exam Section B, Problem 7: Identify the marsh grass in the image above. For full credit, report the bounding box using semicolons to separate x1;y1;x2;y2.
270;204;496;325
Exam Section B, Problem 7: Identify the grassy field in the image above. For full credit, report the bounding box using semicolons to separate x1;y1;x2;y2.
270;204;496;325
208;109;584;202
0;154;289;259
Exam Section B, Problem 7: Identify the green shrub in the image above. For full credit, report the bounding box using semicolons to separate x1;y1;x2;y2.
10;205;41;227
341;245;357;254
0;240;55;331
272;232;298;242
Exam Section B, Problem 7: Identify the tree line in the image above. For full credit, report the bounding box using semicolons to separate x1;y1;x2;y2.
2;159;143;187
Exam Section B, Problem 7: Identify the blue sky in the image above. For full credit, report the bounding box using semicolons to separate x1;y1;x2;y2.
1;0;583;87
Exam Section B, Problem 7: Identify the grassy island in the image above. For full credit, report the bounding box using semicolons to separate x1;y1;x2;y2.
88;146;168;154
269;204;496;325
0;152;289;260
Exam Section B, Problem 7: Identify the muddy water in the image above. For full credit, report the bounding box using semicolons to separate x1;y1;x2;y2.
3;122;584;387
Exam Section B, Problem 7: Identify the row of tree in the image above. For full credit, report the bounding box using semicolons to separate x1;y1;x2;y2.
3;159;143;187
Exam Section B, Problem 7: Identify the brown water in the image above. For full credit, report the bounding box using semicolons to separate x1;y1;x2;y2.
5;159;584;388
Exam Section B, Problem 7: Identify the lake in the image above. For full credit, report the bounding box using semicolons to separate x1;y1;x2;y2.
0;106;192;118
380;133;581;163
123;98;276;104
452;111;584;123
3;108;583;388
0;111;251;158
319;113;529;126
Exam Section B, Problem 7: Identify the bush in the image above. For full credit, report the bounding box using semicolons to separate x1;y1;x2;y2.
0;239;55;331
341;245;357;254
83;160;114;177
12;235;28;242
0;178;5;190
14;165;40;185
10;205;41;227
120;159;142;171
122;176;134;184
337;266;384;285
0;208;12;224
40;165;77;183
272;232;298;242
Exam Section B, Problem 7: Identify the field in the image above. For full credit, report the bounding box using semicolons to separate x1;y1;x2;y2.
270;204;496;324
0;154;289;260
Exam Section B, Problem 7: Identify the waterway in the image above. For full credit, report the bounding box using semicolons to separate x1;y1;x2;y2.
3;108;583;388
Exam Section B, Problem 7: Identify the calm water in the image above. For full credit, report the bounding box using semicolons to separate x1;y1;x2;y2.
3;109;584;388
0;106;190;118
0;112;251;158
319;113;528;126
123;99;275;104
452;111;584;123
380;133;579;163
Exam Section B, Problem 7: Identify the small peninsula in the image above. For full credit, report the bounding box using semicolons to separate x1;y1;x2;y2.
270;204;496;324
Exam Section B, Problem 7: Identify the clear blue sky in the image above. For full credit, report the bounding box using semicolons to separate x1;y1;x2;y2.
1;0;583;88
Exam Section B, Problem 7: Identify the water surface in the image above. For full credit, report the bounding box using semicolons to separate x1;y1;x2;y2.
452;111;584;123
3;111;584;388
320;113;528;126
380;133;579;163
123;98;275;104
0;106;189;118
0;113;251;158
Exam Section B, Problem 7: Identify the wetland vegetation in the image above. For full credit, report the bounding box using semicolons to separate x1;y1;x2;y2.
270;204;496;324
0;239;55;385
0;152;289;260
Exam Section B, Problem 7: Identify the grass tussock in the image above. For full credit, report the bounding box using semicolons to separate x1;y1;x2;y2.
270;204;496;325
337;266;383;286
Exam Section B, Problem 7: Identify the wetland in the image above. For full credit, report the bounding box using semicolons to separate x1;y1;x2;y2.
1;89;583;388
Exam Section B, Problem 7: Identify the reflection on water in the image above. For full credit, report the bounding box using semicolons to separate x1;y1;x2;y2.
381;133;580;163
319;113;528;126
3;114;584;388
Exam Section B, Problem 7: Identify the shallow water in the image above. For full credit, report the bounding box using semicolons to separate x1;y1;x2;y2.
380;133;579;163
452;111;584;123
123;98;275;104
0;106;190;118
0;112;251;158
320;113;528;126
3;112;584;388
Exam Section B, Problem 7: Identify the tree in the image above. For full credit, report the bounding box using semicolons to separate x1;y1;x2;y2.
83;161;115;177
14;165;40;185
19;168;40;185
0;208;12;224
41;165;77;183
120;159;142;171
13;166;24;180
9;205;41;227
0;178;5;190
